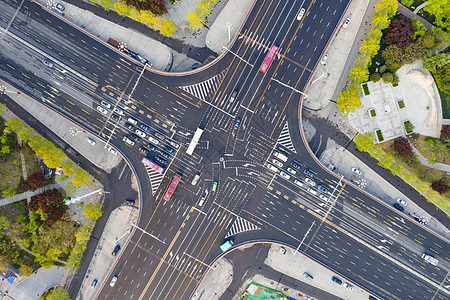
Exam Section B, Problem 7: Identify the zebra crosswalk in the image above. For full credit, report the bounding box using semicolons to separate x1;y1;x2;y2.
277;122;296;153
180;71;226;102
145;166;165;196
225;216;260;239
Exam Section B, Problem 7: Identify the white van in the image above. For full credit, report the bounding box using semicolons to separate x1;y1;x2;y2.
127;117;138;125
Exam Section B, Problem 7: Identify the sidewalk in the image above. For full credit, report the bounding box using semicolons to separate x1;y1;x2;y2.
77;205;138;300
0;183;59;207
319;145;449;238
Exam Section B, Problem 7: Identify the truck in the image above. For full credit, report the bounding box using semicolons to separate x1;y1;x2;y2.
422;253;438;266
107;37;121;49
273;150;288;162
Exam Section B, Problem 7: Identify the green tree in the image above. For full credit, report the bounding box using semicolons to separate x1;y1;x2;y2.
5;118;33;141
382;44;403;66
423;0;450;30
19;264;34;277
113;2;129;16
382;72;394;83
400;0;413;6
72;168;93;188
422;53;450;73
186;10;204;30
349;65;369;84
0;145;11;156
46;287;70;300
337;88;361;113
368;29;383;41
160;19;176;37
62;161;77;177
0;103;6;113
101;0;114;11
2;186;16;197
374;0;398;18
372;13;391;30
412;18;427;39
370;73;381;82
422;34;436;49
354;132;375;152
360;38;380;58
84;203;102;220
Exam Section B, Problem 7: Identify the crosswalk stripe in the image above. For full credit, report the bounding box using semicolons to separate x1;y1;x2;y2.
225;216;260;239
277;122;296;153
145;166;164;196
179;70;226;102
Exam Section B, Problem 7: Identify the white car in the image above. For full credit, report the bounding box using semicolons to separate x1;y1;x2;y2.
297;8;306;20
108;147;117;155
319;194;329;201
55;3;65;11
122;136;135;146
294;179;304;187
114;107;124;115
96;106;108;115
110;276;117;287
287;167;297;175
149;136;159;145
343;17;351;28
135;129;146;138
320;54;328;65
280;171;291;180
305;177;315;186
343;282;353;291
396;198;407;206
267;163;279;172
272;159;283;168
101;100;111;108
85;138;96;145
307;187;317;195
351;167;362;175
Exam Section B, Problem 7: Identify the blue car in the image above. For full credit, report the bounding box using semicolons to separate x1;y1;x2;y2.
318;184;328;193
160;151;170;159
155;156;166;165
139;123;150;131
234;118;241;129
111;114;120;122
138;147;148;155
125;123;135;131
147;144;158;152
165;145;175;153
304;169;314;178
291;161;301;170
129;134;141;142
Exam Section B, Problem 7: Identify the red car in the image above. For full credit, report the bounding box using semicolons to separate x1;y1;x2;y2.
155;132;165;140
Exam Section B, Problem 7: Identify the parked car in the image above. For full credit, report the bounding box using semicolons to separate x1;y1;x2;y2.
303;272;313;280
108;147;117;155
169;141;179;148
122;136;135;146
343;282;353;291
342;17;351;28
267;163;278;172
111;114;120;122
393;203;404;212
85;138;96;145
129;134;141;142
114;107;124;115
351;167;362;175
55;3;65;11
147;144;158;152
396;198;407;206
307;187;317;195
303;169;314;177
332;276;342;285
91;279;98;288
294;179;303;187
111;245;120;256
319;194;329;201
160;151;170;159
320;54;328;65
96;106;108;115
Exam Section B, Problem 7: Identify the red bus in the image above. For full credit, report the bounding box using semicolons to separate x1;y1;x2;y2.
141;157;165;174
164;174;181;201
259;45;278;73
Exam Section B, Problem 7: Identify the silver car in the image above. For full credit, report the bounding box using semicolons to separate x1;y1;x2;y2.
149;136;159;145
135;129;146;138
280;171;291;180
272;159;283;168
110;276;117;287
305;177;315;186
85;138;96;145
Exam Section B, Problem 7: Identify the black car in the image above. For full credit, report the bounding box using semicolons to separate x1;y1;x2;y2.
393;203;404;212
125;123;135;130
165;145;175;153
126;199;135;206
112;245;121;256
129;134;141;142
331;276;342;285
318;184;328;193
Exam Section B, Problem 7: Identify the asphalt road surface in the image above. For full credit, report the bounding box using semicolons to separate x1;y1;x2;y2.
0;0;448;300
